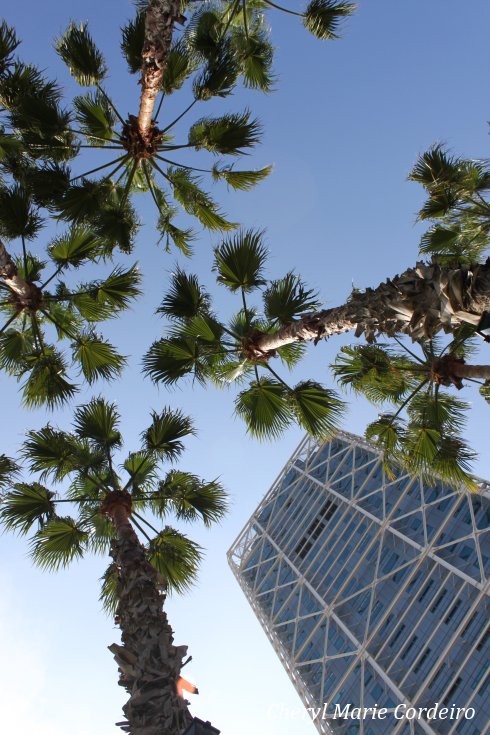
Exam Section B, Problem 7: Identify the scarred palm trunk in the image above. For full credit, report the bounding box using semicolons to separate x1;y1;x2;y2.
103;491;193;735
0;238;40;307
137;0;183;142
245;260;490;358
447;362;490;381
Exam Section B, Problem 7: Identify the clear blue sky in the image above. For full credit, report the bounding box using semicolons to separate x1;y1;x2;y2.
1;2;490;734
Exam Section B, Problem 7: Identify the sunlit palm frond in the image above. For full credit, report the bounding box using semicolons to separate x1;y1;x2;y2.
263;272;321;324
73;397;122;450
142;408;195;461
29;516;87;571
289;380;343;437
157;268;211;321
56;22;107;86
303;0;356;40
235;377;291;439
213;228;267;292
188;111;262;155
154;470;227;526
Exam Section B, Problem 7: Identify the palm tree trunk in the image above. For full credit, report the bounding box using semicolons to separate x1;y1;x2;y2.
0;238;39;306
137;0;183;142
247;260;490;356
450;363;490;380
105;493;193;735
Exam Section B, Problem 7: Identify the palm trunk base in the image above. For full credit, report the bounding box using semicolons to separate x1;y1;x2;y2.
109;531;193;735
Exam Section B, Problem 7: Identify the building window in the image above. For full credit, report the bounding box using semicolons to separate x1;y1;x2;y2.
413;647;431;674
389;624;406;648
294;500;338;559
444;677;462;702
418;579;434;603
445;599;462;624
401;635;418;660
476;627;490;652
430;589;447;613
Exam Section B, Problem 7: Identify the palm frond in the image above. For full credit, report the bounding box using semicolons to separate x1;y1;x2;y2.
21;348;77;409
235;377;291;439
188;111;262;155
0;328;34;374
154;471;228;526
29;516;87;571
231;26;275;91
0;184;43;240
99;561;119;615
143;335;216;386
166;167;237;231
142;408;195;461
73;397;122;450
0;454;18;488
147;527;202;594
213;228;267;291
161;39;198;95
192;39;239;100
0;482;56;535
120;11;145;75
0;21;20;74
73;91;116;144
157;268;211;320
211;163;272;190
263;272;321;324
73;334;126;383
48;227;104;267
303;0;356;40
290;380;343;437
56;22;107;86
123;452;159;494
73;265;142;321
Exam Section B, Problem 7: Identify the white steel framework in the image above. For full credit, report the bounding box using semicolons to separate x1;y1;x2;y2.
228;432;490;735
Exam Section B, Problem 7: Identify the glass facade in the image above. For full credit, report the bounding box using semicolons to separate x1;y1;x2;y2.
228;432;490;735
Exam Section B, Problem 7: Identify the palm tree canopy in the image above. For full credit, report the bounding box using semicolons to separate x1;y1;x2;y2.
0;397;228;611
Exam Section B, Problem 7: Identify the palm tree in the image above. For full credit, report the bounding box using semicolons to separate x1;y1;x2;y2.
143;228;490;484
0;397;227;734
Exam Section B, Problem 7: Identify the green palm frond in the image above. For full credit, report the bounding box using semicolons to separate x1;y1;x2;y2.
231;26;275;91
72;265;142;321
188;111;262;155
0;328;34;374
16;253;45;282
29;516;87;571
480;383;490;405
143;336;217;386
0;482;55;534
211;163;272;191
276;341;307;369
172;313;224;343
409;146;464;192
43;301;83;341
0;454;18;488
332;344;418;404
0;133;23;161
157;268;211;320
147;527;202;594
185;8;222;62
0;21;20;74
123;452;159;494
213;228;267;292
0;184;43;240
26;162;71;210
48;227;104;268
235;377;291;439
263;272;321;324
192;40;239;100
58;179;114;223
73;91;116;144
21;348;77;409
303;0;356;40
290;380;343;437
161;39;198;95
154;471;227;526
73;334;126;383
73;398;122;450
0;63;61;111
22;426;80;481
142;408;195;461
99;561;119;615
166;167;237;231
56;22;107;86
9;94;75;162
81;509;115;555
120;11;145;75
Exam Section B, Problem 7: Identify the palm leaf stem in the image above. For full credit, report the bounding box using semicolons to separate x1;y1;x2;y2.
383;378;430;428
158;143;194;151
142;161;165;217
129;513;152;543
161;100;198;134
121;448;152;494
254;364;259;381
264;362;292;390
154;153;210;174
31;314;46;355
154;92;165;122
221;324;242;340
264;0;302;17
70;154;129;182
221;340;240;348
391;334;425;364
40;265;64;291
121;160;138;205
149;157;172;185
132;510;160;536
242;0;250;40
21;235;27;277
220;0;241;38
0;311;18;336
95;83;126;127
241;288;249;321
67;128;122;145
40;307;79;342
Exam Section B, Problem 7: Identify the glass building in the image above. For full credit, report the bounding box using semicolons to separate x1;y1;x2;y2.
228;432;490;735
